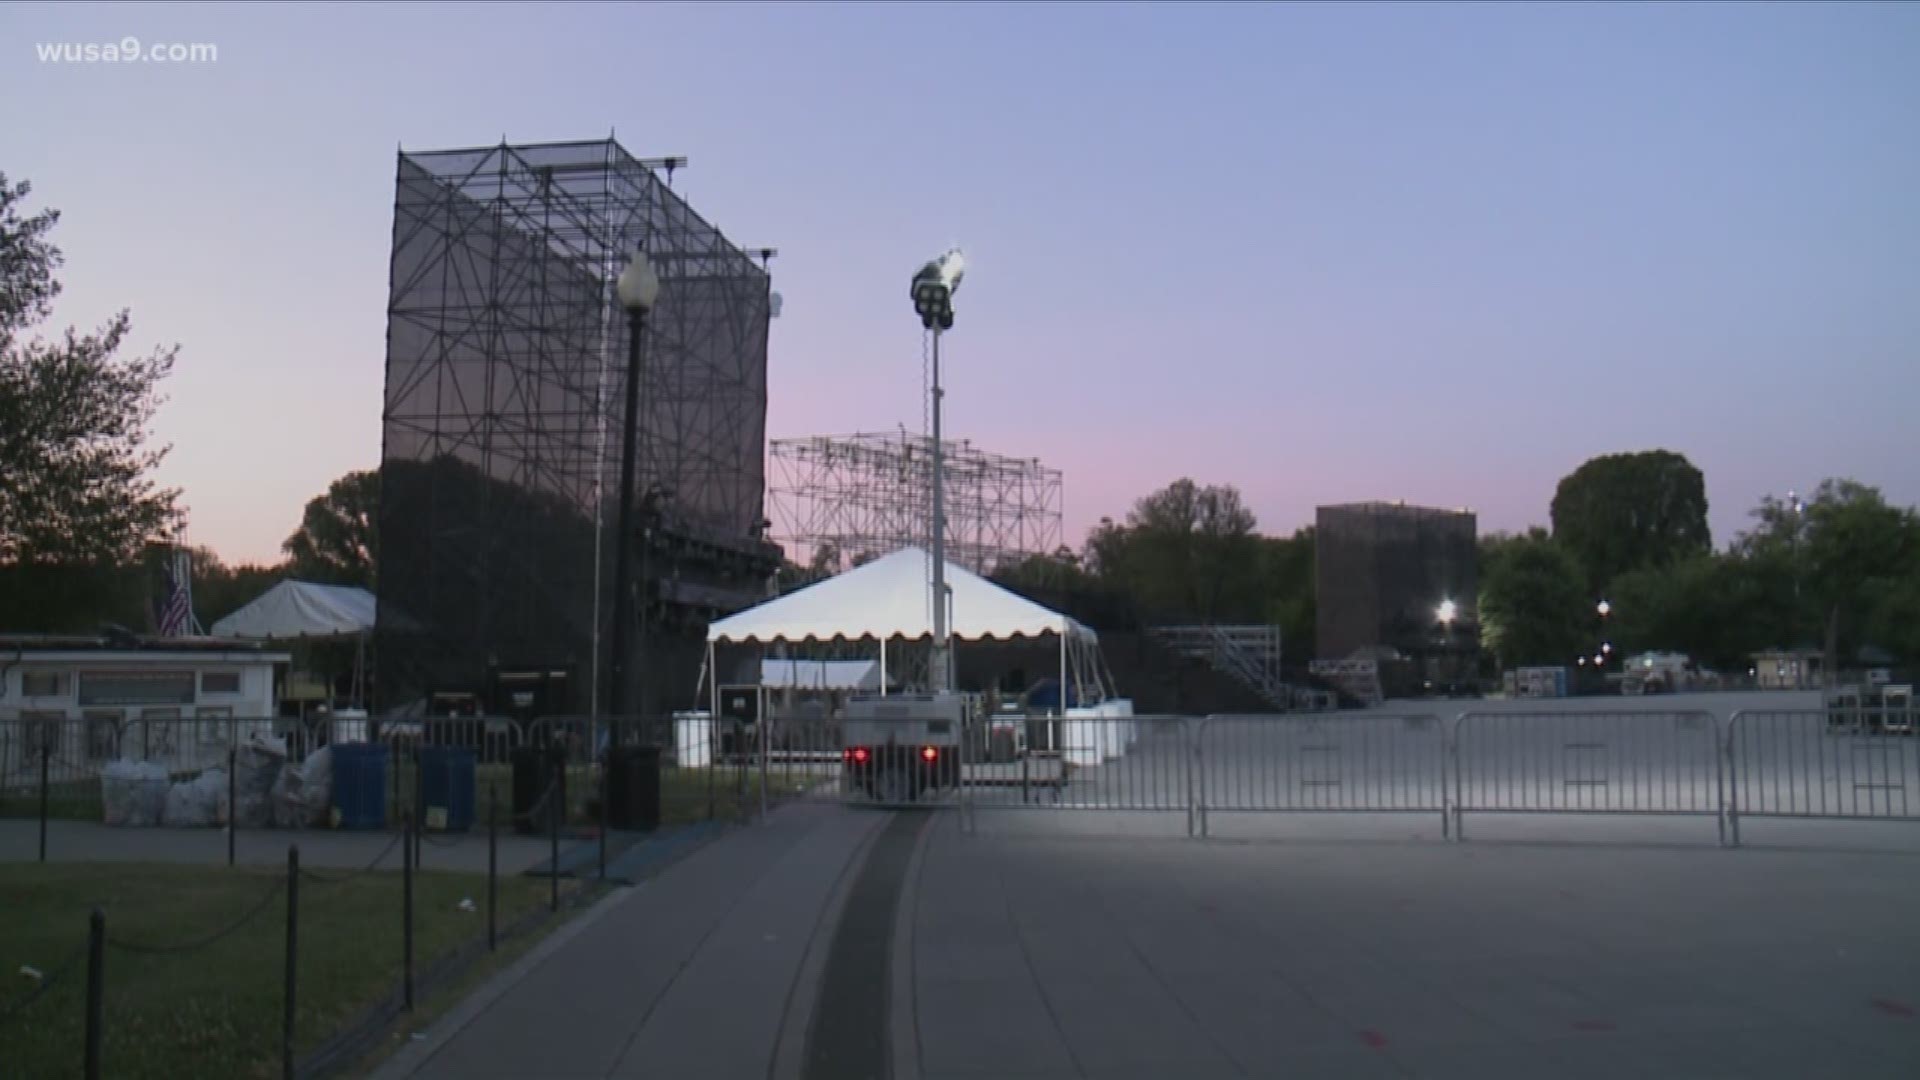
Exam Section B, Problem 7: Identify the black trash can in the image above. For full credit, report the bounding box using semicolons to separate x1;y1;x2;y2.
605;746;662;832
510;746;564;835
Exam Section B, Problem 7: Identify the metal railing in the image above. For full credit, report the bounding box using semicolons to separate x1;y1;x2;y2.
13;705;1919;850
1725;707;1920;844
954;707;1920;847
1198;714;1448;838
963;713;1186;817
1152;625;1289;709
1451;709;1725;843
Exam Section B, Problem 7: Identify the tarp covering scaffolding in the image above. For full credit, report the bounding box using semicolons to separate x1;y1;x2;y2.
376;138;773;714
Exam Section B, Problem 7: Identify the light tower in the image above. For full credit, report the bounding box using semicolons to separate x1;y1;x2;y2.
911;248;965;692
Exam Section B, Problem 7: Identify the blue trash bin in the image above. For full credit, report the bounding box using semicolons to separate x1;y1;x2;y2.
330;743;389;830
418;746;477;832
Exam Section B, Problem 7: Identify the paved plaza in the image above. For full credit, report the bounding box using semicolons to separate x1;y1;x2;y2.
365;790;1919;1080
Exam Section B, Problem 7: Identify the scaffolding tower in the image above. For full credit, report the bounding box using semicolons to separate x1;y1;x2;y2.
378;138;775;714
769;431;1063;575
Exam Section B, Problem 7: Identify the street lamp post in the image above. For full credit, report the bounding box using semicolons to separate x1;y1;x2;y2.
911;249;964;692
610;250;660;720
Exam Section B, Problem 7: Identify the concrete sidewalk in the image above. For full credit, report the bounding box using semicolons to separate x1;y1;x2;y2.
905;815;1920;1079
375;800;885;1079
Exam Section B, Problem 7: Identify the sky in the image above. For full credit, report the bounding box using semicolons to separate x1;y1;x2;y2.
4;1;1917;566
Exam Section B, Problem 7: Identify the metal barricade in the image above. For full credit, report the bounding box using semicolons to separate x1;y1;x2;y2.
1;717;115;819
1452;709;1725;844
1196;713;1447;839
960;714;1190;830
759;711;848;807
1726;708;1920;845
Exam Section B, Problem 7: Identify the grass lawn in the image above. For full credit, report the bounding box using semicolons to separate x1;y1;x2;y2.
0;862;570;1079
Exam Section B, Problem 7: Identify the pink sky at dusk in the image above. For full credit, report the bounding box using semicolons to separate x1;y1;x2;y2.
4;2;1915;568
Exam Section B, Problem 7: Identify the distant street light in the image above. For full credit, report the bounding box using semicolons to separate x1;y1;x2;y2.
1596;599;1612;618
1437;599;1458;625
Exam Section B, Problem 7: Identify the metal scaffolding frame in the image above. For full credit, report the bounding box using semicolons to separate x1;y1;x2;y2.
768;431;1063;576
377;138;773;713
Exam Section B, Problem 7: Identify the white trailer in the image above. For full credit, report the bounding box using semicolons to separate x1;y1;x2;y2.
841;692;970;803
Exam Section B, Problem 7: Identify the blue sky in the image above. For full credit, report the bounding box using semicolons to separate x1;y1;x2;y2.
4;1;1916;564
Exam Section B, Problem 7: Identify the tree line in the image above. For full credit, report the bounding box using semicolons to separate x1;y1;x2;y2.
986;452;1920;679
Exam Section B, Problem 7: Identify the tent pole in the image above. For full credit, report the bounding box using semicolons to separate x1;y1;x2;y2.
1059;633;1068;715
879;638;888;698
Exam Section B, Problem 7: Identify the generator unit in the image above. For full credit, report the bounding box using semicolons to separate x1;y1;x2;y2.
841;692;971;803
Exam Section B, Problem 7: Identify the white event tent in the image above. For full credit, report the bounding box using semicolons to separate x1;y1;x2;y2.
210;581;375;640
211;581;377;709
705;546;1115;708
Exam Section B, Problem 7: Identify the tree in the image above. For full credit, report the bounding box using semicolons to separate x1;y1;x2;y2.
1084;479;1262;623
187;546;285;627
1478;528;1589;668
1606;556;1785;671
0;172;182;565
1765;480;1920;663
1732;480;1920;656
283;469;378;587
992;546;1141;631
1257;527;1315;659
1550;450;1710;593
806;541;844;578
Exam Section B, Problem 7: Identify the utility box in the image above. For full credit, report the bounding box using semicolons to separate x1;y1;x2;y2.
606;745;662;831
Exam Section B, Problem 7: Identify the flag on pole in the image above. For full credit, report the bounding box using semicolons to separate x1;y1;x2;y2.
156;548;202;637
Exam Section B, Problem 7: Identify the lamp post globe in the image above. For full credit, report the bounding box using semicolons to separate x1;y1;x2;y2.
618;251;660;312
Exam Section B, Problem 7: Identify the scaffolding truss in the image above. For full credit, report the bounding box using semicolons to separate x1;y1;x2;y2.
769;431;1063;576
377;138;773;711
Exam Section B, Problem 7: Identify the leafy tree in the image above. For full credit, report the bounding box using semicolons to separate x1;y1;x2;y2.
1606;556;1784;671
1085;478;1262;623
283;469;378;587
1478;528;1588;667
1257;527;1315;659
1730;481;1920;658
1865;569;1920;666
0;171;182;566
1550;450;1710;593
186;546;285;627
806;541;844;578
1786;481;1919;662
992;546;1141;631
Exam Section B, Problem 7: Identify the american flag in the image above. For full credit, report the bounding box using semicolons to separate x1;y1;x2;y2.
156;549;201;637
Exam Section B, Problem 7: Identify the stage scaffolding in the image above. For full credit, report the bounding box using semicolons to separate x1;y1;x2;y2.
378;138;775;714
769;431;1063;575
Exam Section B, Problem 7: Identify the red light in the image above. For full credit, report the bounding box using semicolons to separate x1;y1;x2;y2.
850;747;870;764
920;746;938;763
